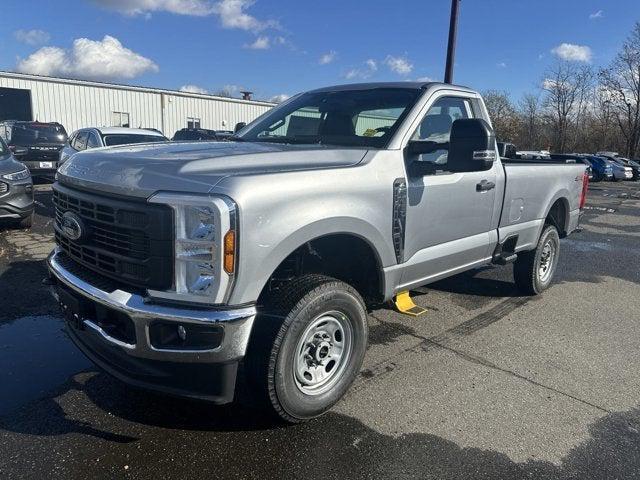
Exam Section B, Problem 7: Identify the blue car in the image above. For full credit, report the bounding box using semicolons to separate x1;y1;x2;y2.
584;156;614;182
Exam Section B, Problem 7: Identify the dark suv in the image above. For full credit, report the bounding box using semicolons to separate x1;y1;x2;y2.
0;136;34;228
0;121;68;177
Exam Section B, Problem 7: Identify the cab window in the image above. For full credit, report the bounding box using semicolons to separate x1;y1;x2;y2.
73;131;88;151
411;96;473;165
86;131;101;148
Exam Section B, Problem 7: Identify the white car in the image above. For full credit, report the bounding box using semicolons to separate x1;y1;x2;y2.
59;127;168;165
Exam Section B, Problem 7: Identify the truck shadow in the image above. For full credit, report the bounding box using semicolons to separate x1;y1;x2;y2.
1;369;640;479
0;259;58;325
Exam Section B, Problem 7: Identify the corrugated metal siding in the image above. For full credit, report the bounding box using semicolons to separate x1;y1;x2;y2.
0;73;274;137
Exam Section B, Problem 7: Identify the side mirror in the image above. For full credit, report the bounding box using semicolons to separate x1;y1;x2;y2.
447;118;496;172
406;140;448;157
234;122;246;134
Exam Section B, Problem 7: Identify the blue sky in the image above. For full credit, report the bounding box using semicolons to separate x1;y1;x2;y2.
0;0;638;102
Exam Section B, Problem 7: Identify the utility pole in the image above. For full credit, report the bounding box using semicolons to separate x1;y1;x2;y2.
444;0;461;84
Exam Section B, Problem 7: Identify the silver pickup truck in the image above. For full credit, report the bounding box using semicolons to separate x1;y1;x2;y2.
48;82;588;422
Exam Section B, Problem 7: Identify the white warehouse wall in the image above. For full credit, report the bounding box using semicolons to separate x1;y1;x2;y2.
0;72;274;137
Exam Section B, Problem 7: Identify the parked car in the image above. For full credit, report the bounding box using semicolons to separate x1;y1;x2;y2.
0;136;34;228
612;157;640;180
48;81;588;422
597;154;635;181
550;154;593;180
0;120;68;177
59;127;169;165
582;155;614;182
516;150;551;160
172;128;234;141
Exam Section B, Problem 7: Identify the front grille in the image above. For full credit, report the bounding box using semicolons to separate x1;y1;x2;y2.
53;183;174;290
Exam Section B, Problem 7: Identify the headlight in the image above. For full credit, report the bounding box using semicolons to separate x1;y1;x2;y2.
148;193;237;305
2;168;30;181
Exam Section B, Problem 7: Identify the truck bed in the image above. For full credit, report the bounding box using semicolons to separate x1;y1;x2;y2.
498;160;587;253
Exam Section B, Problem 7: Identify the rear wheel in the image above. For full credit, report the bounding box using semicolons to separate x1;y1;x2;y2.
514;225;560;295
246;274;368;423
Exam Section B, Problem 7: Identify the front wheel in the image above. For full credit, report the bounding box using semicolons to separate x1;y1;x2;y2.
514;225;560;295
247;274;368;423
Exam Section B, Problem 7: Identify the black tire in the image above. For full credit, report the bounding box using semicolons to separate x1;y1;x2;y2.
514;225;560;295
14;213;33;229
246;274;368;423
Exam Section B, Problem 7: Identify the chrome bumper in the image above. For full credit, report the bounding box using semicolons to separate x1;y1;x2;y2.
47;248;257;364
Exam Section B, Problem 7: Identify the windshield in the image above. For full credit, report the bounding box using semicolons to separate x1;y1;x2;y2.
10;123;68;145
103;134;168;146
238;88;422;148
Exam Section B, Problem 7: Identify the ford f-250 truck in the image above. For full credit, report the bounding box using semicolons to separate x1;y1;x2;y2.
48;82;588;423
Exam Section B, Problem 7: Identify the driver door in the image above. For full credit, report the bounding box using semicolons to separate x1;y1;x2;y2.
399;94;500;289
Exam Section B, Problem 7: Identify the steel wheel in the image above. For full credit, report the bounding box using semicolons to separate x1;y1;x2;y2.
537;239;556;283
293;311;353;396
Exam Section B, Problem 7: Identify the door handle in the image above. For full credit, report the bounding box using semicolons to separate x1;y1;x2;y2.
476;180;496;192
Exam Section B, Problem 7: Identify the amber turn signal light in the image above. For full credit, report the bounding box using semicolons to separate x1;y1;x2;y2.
223;230;236;274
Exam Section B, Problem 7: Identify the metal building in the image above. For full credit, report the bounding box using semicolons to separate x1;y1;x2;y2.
0;71;275;138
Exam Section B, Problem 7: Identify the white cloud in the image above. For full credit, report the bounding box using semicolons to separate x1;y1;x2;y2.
344;68;360;80
245;36;270;49
213;0;278;32
89;0;215;16
319;50;337;65
214;84;246;97
14;29;50;46
551;43;592;62
180;84;208;94
91;0;278;32
384;55;413;75
416;76;434;82
269;93;289;103
343;58;380;80
16;35;159;81
589;10;603;19
497;62;507;68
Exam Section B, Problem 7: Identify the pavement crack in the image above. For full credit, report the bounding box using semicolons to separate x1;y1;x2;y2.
423;338;612;415
360;297;612;414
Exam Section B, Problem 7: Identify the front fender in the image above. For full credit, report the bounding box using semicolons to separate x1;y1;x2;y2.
229;216;395;305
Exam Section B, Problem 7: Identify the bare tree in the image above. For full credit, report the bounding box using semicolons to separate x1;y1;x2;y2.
541;62;592;153
482;90;518;142
517;93;541;149
599;21;640;158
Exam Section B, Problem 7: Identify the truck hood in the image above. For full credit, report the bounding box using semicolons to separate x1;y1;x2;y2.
57;141;368;198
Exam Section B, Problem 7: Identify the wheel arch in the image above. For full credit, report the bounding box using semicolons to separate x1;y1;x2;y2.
544;196;570;237
250;220;392;307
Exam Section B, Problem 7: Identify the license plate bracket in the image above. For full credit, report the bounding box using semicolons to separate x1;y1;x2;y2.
57;286;85;330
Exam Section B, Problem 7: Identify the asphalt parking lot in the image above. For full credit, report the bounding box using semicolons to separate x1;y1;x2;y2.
1;180;640;479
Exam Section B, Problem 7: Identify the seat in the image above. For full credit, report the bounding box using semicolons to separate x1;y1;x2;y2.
321;112;355;136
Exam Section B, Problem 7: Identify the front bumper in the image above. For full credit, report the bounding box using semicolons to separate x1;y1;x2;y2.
0;180;34;219
47;248;257;403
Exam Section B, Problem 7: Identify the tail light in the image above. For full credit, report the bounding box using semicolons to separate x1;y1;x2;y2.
579;172;589;209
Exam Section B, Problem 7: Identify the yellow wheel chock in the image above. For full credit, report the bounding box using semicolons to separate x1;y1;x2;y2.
393;291;427;316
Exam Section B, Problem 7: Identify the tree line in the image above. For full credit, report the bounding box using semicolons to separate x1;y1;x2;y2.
483;21;640;159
